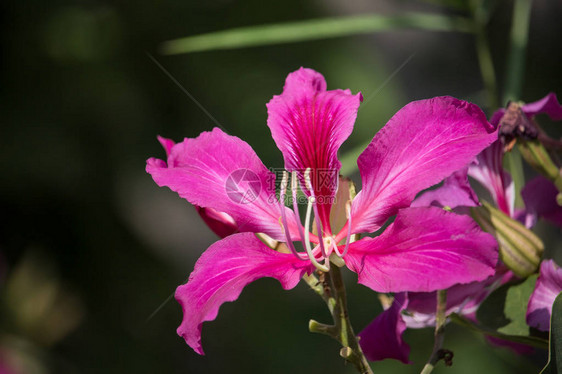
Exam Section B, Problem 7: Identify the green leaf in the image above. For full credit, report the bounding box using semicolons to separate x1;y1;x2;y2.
161;13;474;55
451;313;548;349
498;275;537;335
477;275;537;335
541;292;562;374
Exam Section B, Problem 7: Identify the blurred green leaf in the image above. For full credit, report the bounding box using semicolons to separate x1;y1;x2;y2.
451;313;548;349
161;13;474;54
541;292;562;374
340;140;370;176
498;275;537;335
477;275;537;335
418;0;470;11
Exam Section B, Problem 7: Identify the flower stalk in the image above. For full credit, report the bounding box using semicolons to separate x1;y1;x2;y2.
305;267;373;374
420;290;450;374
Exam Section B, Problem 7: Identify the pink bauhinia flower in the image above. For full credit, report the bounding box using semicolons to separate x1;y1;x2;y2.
146;68;499;355
358;93;562;362
527;259;562;331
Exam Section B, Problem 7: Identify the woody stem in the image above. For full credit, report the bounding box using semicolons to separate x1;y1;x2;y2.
305;267;373;374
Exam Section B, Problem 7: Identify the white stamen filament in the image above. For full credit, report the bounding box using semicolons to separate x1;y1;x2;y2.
278;172;307;260
304;195;330;272
304;168;328;258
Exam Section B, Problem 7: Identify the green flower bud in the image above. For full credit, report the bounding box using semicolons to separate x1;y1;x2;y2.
471;202;544;277
518;139;562;192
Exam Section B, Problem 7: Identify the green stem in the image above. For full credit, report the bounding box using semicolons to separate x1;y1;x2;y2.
471;0;499;109
503;0;533;102
306;268;373;374
420;290;449;374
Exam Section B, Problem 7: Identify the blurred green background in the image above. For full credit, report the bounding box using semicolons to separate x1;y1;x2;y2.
1;0;561;373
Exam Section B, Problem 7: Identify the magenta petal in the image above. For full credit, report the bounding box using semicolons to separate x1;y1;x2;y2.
266;67;362;229
411;168;479;210
468;141;514;216
195;206;238;238
521;176;562;227
147;128;297;241
358;293;411;363
527;260;562;331
345;207;498;293
157;135;176;157
351;97;497;234
521;93;562;120
176;233;312;354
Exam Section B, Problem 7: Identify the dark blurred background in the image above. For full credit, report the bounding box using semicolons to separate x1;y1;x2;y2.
1;0;561;373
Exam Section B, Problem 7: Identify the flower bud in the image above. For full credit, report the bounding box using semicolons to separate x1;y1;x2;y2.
518;139;562;192
470;202;544;277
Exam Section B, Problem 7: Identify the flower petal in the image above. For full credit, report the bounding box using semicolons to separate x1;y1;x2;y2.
345;207;498;293
521;92;562;120
266;67;362;229
411;168;479;210
351;97;497;234
468;141;514;216
358;293;411;363
490;93;562;126
147;128;296;241
527;259;562;331
521;176;562;227
195;206;238;238
175;233;312;354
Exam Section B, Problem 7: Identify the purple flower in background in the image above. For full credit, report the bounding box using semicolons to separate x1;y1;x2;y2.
147;68;498;355
527;260;562;331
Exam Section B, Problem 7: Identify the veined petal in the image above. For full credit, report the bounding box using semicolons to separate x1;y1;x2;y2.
351;97;497;234
345;207;498;293
521;176;562;227
411;168;479;210
176;233;312;354
266;67;362;229
358;293;411;363
527;259;562;331
147;128;297;241
468;141;515;216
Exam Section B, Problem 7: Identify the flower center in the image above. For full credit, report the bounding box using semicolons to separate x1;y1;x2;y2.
278;168;353;271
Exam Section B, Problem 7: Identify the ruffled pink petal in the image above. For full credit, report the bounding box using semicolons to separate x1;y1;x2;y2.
468;141;514;216
527;259;562;331
147;128;298;241
345;207;498;293
157;135;176;157
521;176;562;227
521;92;562;120
411;168;479;210
358;293;411;363
195;206;238;238
266;67;362;230
176;233;312;354
351;97;497;234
